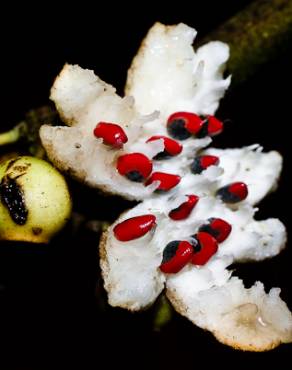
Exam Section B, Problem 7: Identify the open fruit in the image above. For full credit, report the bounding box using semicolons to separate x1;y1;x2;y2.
40;22;291;350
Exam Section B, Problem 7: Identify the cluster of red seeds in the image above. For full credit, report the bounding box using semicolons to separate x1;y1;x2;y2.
159;217;232;273
113;214;232;273
94;111;249;272
94;112;225;191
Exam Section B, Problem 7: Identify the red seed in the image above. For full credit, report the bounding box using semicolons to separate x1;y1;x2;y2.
200;155;219;169
191;232;218;265
199;218;232;243
159;240;194;273
216;182;248;203
145;172;181;191
113;214;156;241
196;116;224;138
116;153;153;182
167;112;204;138
191;155;220;174
229;182;248;200
205;115;223;136
169;195;199;220
94;122;128;148
146;135;183;157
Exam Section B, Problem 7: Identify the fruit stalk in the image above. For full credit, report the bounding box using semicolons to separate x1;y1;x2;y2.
0;122;26;146
0;106;59;157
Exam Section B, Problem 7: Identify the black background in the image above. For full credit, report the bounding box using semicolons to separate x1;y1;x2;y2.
0;1;291;369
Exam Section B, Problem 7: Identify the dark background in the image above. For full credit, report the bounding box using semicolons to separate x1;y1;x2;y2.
0;1;291;369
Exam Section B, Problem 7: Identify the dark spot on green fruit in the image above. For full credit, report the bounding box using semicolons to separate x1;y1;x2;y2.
11;165;29;173
0;176;28;225
6;157;21;171
32;227;43;235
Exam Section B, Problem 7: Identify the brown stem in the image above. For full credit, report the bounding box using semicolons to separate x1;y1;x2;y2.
199;0;292;85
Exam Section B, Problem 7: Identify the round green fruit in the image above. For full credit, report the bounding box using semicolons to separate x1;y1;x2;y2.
0;156;72;243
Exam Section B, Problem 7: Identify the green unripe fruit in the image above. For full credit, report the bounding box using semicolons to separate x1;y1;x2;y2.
0;156;72;243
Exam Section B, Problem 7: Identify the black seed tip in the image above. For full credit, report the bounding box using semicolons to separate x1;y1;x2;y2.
167;119;191;140
196;119;209;138
153;150;171;160
216;187;241;203
126;171;144;182
199;222;220;239
169;203;182;215
190;157;204;174
162;241;179;263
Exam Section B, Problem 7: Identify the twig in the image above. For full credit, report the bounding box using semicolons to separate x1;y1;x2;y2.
200;0;292;85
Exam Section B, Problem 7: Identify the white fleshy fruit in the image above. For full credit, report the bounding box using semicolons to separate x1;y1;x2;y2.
40;22;229;200
40;22;291;351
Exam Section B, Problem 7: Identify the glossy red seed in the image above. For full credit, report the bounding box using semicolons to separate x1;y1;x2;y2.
216;182;248;203
116;153;153;181
93;122;128;148
168;112;204;135
146;135;183;157
229;182;248;200
199;218;232;243
113;214;156;241
160;240;194;273
206;115;223;136
191;155;220;174
191;232;218;265
200;155;219;169
169;195;199;220
145;172;181;191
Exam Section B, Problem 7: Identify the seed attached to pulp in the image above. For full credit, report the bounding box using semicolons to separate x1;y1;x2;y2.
196;115;224;138
191;232;218;265
168;195;199;220
191;155;219;174
159;240;194;273
199;218;232;243
167;112;204;140
216;182;248;203
146;135;183;159
94;122;128;148
116;153;153;182
145;172;181;191
113;214;156;241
